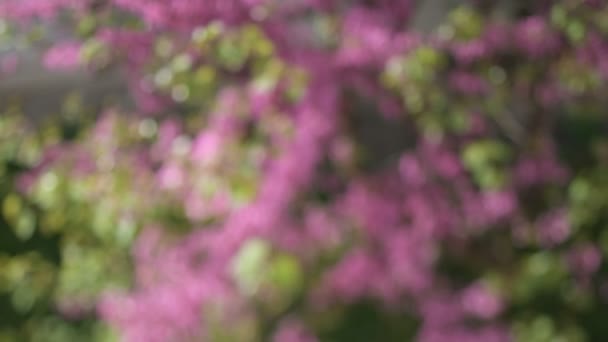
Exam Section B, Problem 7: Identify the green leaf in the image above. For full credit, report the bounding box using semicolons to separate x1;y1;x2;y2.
231;238;271;295
269;253;303;293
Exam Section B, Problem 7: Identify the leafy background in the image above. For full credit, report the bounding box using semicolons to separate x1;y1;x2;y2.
1;1;608;341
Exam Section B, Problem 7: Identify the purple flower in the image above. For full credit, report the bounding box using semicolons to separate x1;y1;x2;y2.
481;191;517;223
272;319;318;342
451;40;488;65
43;42;81;70
566;244;602;278
448;71;489;95
514;17;561;59
273;319;318;342
536;208;570;247
461;283;503;319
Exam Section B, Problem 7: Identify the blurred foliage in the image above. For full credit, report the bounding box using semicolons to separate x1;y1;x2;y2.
2;1;608;341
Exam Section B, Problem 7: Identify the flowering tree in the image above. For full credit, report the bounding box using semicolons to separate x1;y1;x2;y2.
2;0;608;341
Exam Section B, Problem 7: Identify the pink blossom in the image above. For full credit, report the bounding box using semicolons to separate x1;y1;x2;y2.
157;163;185;190
451;40;488;65
514;17;561;59
399;155;426;187
481;191;517;223
536;208;571;247
461;283;503;319
273;319;318;342
448;71;489;95
43;42;81;70
336;8;396;67
566;244;602;278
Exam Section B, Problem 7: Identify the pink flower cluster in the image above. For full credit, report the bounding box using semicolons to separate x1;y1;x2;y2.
43;42;82;70
110;0;263;30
